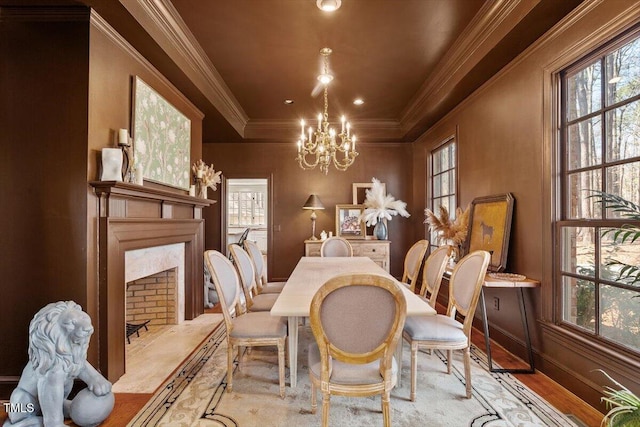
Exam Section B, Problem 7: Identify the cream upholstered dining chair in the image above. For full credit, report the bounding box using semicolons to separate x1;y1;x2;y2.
204;250;287;398
320;236;353;257
308;273;406;427
402;250;490;401
419;245;452;308
243;239;285;294
229;244;279;312
400;240;430;292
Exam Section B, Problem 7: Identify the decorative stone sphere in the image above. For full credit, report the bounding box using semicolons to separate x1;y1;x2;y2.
69;388;115;427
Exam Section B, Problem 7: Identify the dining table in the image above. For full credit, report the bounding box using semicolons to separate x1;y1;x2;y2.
270;256;436;387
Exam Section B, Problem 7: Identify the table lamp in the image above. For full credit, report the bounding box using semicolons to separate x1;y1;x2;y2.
303;194;325;240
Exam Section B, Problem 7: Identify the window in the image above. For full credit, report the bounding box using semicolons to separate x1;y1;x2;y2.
228;191;265;227
429;138;456;247
557;30;640;351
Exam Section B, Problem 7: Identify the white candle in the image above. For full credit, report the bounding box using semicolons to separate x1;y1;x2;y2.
297;140;301;153
341;115;345;133
308;127;312;144
352;135;356;152
118;128;129;146
317;114;322;130
300;119;305;139
346;122;350;137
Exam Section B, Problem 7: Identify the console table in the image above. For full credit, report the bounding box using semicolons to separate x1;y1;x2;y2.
304;239;390;272
445;267;539;374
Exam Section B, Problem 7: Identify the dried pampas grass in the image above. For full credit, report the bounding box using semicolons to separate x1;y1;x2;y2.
424;205;469;246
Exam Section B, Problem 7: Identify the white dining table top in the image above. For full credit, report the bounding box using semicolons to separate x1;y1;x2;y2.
270;256;436;317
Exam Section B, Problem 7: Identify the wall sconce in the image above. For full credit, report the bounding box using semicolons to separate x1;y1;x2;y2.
303;194;325;241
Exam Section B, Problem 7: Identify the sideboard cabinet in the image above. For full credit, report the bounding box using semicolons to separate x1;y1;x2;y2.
304;239;390;272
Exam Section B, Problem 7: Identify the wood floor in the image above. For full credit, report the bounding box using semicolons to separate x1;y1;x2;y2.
1;307;604;427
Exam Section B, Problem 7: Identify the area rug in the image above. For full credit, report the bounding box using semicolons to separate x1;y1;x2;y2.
129;322;579;427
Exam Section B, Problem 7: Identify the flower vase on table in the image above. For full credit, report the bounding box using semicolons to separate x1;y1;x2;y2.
374;221;387;240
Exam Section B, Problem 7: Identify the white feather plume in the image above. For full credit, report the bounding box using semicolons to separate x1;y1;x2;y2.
360;178;410;226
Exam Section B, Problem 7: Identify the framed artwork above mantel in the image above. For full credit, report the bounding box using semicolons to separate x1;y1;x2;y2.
132;76;191;190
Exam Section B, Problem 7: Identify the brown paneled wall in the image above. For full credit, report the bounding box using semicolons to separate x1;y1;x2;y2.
202;142;415;280
0;9;91;394
0;8;204;395
411;1;640;410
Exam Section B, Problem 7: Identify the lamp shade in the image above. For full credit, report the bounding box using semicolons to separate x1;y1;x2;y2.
303;194;325;210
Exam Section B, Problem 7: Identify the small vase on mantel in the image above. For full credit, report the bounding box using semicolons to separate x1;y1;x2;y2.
373;221;387;240
197;183;208;199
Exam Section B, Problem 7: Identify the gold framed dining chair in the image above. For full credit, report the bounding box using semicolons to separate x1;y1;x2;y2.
419;245;452;308
244;239;285;294
400;239;430;292
320;236;353;257
229;244;279;312
204;250;287;398
402;250;490;401
309;273;406;427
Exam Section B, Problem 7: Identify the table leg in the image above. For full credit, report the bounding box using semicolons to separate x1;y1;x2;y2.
288;316;299;387
395;337;403;387
481;288;535;374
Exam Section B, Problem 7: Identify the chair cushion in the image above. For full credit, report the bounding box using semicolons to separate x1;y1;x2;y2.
230;312;286;338
261;281;286;294
248;293;279;311
308;343;397;385
403;314;466;343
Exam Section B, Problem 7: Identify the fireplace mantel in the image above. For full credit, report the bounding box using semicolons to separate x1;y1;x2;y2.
90;181;214;381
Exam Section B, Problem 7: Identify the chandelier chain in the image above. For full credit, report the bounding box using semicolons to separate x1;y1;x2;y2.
295;47;359;175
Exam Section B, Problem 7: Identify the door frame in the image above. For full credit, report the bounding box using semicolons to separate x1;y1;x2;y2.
220;174;274;279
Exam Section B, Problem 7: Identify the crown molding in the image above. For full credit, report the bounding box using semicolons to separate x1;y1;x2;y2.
90;10;203;120
400;0;537;134
0;6;90;22
120;0;247;136
243;119;404;142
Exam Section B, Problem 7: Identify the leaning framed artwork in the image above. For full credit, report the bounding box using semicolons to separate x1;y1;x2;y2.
335;204;366;239
464;193;514;272
132;76;191;190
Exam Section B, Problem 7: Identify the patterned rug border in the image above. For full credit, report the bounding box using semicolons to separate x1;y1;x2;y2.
127;321;227;426
129;320;578;427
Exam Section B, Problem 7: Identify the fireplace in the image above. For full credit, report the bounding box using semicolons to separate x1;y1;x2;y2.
91;182;212;382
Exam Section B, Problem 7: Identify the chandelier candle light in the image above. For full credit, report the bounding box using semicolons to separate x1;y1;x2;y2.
296;48;358;175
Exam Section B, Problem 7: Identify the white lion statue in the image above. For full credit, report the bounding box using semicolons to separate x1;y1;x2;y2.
3;301;113;427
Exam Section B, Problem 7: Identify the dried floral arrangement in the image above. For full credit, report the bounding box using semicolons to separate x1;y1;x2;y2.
192;159;222;191
424;205;470;256
360;177;410;226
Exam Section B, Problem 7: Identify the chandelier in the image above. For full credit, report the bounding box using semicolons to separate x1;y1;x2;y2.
296;47;358;174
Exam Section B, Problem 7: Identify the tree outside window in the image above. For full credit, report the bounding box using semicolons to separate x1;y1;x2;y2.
558;30;640;352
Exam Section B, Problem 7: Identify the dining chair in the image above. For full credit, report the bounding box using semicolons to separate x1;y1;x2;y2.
308;273;406;427
400;239;430;292
204;250;287;398
320;236;353;257
229;244;279;312
402;250;490;401
244;239;285;294
419;245;452;308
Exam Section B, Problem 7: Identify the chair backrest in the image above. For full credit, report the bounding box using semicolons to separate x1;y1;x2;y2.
447;250;490;336
421;245;452;307
204;250;242;328
310;273;406;369
228;244;258;309
401;239;430;292
320;237;353;257
244;239;266;288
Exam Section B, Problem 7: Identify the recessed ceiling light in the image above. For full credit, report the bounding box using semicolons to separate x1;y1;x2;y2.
316;0;342;12
353;98;364;105
284;99;294;105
